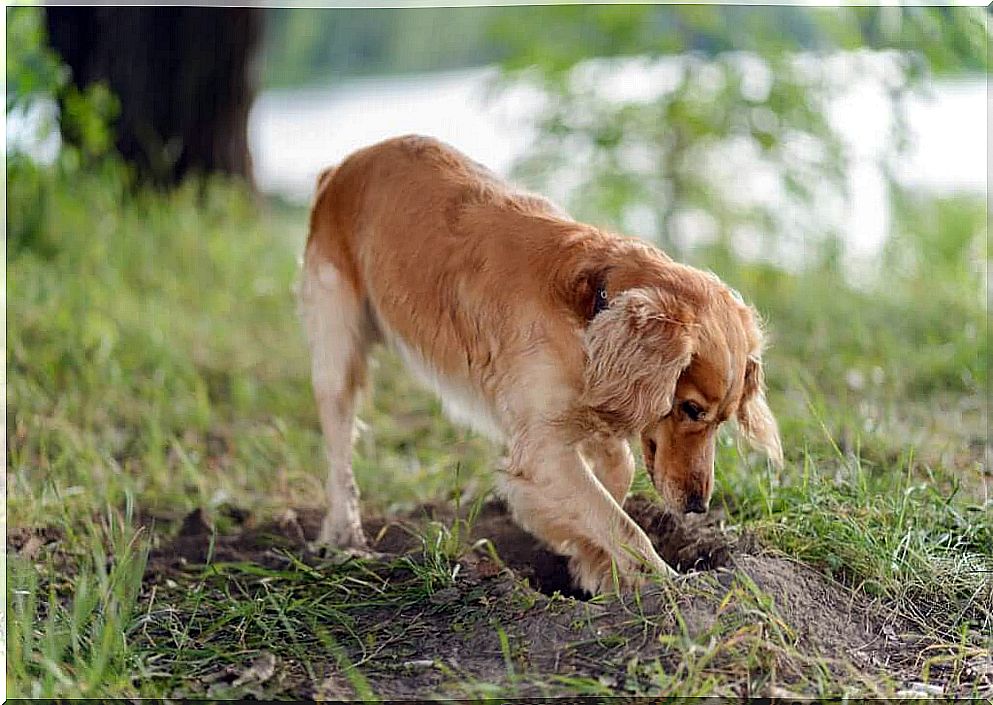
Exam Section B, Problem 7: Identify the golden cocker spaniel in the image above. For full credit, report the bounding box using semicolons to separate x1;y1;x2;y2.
301;135;782;594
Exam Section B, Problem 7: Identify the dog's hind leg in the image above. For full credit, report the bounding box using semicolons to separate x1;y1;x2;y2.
299;242;374;551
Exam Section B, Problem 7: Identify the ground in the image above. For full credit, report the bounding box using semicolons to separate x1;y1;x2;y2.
6;172;991;698
11;493;989;698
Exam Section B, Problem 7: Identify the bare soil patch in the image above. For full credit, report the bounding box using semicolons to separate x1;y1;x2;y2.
130;496;945;698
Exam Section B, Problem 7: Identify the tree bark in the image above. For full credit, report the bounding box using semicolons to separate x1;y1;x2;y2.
45;7;263;186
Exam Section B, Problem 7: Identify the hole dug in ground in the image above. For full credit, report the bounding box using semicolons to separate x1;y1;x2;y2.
153;495;733;599
367;495;737;598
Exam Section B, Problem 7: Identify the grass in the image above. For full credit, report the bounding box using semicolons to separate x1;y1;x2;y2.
6;164;990;698
7;500;148;697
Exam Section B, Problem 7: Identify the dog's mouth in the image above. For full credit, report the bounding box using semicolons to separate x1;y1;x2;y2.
639;438;705;515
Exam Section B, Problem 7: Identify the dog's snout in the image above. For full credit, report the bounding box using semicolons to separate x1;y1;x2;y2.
684;495;708;514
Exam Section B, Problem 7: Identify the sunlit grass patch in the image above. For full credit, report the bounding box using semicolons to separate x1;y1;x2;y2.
751;452;992;637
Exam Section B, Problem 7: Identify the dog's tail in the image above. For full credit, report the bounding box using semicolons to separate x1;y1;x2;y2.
303;162;365;294
306;163;354;277
307;165;338;249
315;164;337;196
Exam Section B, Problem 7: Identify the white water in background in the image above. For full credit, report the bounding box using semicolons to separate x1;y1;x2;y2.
249;67;540;198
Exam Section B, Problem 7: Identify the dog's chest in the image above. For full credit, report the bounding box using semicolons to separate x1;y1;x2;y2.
391;336;506;442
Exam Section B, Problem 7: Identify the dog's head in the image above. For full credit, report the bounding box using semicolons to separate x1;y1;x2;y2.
582;271;783;515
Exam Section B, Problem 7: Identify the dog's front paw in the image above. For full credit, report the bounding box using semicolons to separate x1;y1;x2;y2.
568;550;616;595
569;546;676;596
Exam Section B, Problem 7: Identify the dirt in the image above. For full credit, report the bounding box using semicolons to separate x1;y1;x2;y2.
142;496;733;596
12;495;980;697
120;496;967;698
8;525;65;560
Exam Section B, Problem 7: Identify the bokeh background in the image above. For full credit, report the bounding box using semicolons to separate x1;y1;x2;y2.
8;3;986;510
5;6;990;698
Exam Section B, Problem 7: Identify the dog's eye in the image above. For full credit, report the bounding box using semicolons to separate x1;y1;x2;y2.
680;401;705;422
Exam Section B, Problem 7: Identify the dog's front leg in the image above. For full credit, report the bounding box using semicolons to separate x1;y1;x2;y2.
578;435;635;505
499;432;675;595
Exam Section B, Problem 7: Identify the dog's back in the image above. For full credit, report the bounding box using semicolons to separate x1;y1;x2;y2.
307;136;599;393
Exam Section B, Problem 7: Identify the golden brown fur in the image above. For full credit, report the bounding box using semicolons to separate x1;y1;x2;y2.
300;135;782;594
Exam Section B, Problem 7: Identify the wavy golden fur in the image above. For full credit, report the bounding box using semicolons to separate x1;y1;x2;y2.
300;135;782;594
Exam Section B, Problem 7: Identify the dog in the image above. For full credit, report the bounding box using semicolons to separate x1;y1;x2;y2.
300;135;783;594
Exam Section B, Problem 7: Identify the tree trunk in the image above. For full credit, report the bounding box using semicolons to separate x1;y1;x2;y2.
45;7;263;186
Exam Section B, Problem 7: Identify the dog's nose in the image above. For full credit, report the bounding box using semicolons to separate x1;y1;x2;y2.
684;495;708;514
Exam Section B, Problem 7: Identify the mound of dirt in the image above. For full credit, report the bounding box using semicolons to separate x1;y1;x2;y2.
139;495;944;699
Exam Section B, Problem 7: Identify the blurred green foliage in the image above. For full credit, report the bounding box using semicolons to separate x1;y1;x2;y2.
490;6;987;73
491;6;988;261
262;7;987;85
6;7;120;159
5;6;67;114
6;6;123;256
262;6;988;309
263;7;507;86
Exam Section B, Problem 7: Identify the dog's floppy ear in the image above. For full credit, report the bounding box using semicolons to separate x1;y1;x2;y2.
737;353;784;467
583;288;696;432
